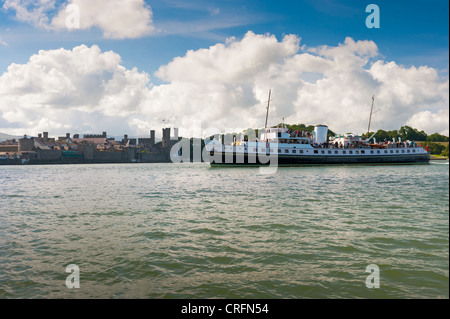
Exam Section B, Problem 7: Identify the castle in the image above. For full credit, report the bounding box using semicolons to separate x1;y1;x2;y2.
1;128;180;164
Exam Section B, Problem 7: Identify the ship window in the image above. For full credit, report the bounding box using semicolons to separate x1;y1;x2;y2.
285;149;289;153
278;149;281;153
361;150;365;154
390;150;393;153
356;151;359;154
343;151;346;154
300;150;304;154
377;150;380;154
328;151;332;154
293;150;296;154
321;150;325;154
314;150;318;154
384;150;388;154
349;151;353;154
335;151;338;154
396;150;399;153
407;150;410;153
402;150;405;153
413;149;416;153
370;150;374;154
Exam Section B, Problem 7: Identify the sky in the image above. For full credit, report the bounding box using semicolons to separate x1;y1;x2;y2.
0;0;448;139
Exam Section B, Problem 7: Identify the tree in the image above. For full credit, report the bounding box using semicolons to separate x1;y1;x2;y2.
387;130;400;140
426;143;446;155
374;130;390;142
427;133;449;142
441;144;449;157
398;126;427;141
327;129;336;138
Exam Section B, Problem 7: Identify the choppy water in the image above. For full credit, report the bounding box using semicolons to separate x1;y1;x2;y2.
0;162;448;299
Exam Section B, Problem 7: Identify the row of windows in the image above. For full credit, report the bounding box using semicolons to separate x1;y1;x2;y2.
246;148;417;154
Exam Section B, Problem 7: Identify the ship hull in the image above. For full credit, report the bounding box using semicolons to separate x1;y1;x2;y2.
208;152;430;166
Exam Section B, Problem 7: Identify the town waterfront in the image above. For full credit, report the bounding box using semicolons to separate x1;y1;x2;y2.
0;162;448;299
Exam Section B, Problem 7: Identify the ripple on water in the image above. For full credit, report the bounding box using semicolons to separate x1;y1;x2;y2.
0;163;448;298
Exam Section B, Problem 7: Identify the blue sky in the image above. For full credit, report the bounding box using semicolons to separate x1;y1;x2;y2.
1;0;448;75
0;0;448;137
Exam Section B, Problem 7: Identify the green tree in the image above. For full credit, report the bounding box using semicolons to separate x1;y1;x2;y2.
426;143;446;155
387;130;400;140
374;130;389;142
427;133;449;142
441;144;449;157
398;125;427;141
327;129;336;138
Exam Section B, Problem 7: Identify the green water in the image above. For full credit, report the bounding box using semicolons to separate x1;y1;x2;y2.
0;162;448;298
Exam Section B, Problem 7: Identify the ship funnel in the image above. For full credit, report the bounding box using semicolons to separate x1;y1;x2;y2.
314;125;328;144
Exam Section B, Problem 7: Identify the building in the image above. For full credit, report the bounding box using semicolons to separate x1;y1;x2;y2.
138;130;156;148
18;136;34;152
2;128;181;164
84;132;107;139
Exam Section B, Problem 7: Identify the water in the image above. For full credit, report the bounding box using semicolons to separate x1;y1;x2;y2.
0;162;448;299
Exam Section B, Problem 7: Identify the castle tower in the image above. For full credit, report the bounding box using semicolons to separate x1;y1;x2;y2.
18;136;34;152
162;128;171;148
150;130;155;146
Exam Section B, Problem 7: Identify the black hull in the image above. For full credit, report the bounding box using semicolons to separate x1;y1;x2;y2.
208;152;430;166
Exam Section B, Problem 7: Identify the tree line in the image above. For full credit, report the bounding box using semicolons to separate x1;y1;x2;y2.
361;125;449;143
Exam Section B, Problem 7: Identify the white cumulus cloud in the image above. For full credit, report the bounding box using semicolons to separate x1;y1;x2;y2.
51;0;155;39
406;109;449;136
0;32;448;138
0;44;151;135
2;0;56;28
2;0;155;39
146;32;449;137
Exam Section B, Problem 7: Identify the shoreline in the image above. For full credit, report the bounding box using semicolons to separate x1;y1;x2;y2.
430;156;449;161
0;159;447;166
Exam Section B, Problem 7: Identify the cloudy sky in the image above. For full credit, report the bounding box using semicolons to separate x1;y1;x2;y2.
0;0;448;138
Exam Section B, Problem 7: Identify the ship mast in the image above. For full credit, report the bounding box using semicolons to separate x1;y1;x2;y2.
264;89;272;141
367;95;375;137
264;90;272;131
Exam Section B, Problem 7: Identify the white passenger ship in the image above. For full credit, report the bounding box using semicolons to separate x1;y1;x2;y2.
205;124;429;166
205;92;430;166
